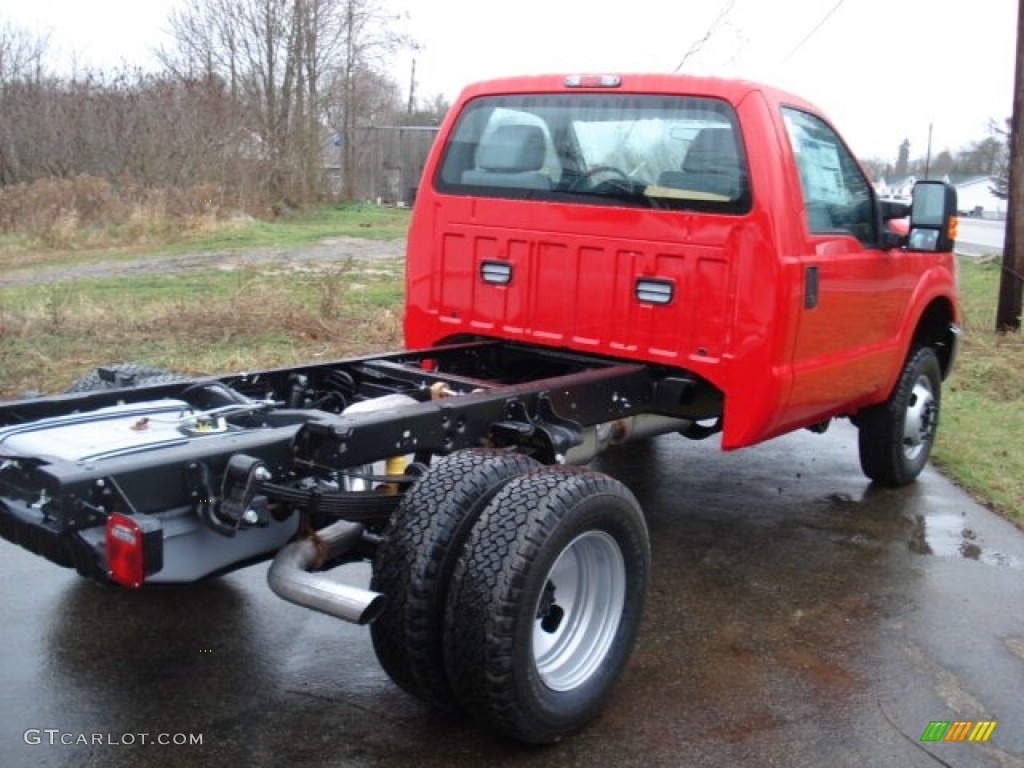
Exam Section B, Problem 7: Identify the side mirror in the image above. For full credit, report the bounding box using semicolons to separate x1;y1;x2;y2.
880;199;911;221
879;199;911;249
907;181;958;252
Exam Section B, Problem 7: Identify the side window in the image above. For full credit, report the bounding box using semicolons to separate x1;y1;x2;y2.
782;108;876;245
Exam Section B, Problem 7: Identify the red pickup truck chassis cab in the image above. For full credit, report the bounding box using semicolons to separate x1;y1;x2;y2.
0;73;959;745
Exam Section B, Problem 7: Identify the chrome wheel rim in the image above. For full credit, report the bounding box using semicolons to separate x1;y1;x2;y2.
903;375;937;462
532;531;626;692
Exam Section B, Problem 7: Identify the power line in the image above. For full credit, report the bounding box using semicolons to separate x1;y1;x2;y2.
781;0;846;63
672;0;737;74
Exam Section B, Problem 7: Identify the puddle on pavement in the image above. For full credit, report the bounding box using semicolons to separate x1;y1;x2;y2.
908;513;1020;567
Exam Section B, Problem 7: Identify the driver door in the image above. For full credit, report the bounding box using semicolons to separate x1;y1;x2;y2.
782;108;910;422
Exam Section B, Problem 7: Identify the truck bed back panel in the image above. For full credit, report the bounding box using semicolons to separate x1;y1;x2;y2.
410;213;730;366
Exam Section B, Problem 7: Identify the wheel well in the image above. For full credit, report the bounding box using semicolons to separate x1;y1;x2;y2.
911;298;956;377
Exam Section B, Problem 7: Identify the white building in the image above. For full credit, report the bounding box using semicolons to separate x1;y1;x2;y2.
951;175;1007;219
874;175;1006;220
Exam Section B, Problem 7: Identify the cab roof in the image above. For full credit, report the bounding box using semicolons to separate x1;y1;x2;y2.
453;73;823;115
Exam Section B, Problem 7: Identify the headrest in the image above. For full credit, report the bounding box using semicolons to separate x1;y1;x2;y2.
476;124;547;172
683;127;740;175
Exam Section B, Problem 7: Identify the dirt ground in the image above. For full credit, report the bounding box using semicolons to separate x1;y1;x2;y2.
0;236;407;288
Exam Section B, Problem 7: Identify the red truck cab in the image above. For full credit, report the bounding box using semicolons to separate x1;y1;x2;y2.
404;73;959;480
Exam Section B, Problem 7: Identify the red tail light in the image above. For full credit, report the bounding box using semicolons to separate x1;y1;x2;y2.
105;513;162;588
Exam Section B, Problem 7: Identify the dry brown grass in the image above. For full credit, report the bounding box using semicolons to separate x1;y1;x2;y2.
0;175;231;252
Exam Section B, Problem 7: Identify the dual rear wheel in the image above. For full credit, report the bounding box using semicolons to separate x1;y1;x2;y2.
370;450;649;744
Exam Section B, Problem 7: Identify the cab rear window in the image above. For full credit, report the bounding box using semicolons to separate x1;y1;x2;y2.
435;93;750;213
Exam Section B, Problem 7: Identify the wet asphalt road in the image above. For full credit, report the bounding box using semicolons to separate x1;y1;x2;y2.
957;218;1005;257
1;422;1023;768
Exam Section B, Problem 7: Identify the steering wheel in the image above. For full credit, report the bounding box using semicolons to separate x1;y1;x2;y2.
568;165;631;192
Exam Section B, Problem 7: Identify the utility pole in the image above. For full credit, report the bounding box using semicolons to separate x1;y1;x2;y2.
996;0;1024;332
925;123;933;179
407;58;416;115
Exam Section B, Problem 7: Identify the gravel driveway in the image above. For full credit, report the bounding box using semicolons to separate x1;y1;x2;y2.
0;236;407;288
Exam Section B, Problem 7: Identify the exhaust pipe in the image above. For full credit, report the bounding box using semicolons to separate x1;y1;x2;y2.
562;415;693;464
267;520;385;625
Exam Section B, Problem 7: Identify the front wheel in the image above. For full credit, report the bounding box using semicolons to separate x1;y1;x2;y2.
444;467;650;743
857;346;942;486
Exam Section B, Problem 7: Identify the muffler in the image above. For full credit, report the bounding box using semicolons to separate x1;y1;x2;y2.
267;520;384;625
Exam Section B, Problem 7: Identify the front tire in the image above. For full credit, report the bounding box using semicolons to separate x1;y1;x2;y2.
444;467;650;743
857;346;942;486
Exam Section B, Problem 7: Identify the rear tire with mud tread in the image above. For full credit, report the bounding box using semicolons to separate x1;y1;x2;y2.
443;466;650;744
369;449;540;709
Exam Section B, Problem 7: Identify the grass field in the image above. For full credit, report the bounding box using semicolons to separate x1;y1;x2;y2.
0;207;1020;524
0;206;409;396
931;256;1024;525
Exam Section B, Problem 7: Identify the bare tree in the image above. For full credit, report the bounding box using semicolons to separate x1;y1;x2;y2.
986;119;1012;199
157;0;410;204
159;0;302;201
328;0;409;199
0;21;51;184
0;1;415;219
0;19;49;82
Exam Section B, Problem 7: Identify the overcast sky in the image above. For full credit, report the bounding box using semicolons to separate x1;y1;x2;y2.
1;0;1017;161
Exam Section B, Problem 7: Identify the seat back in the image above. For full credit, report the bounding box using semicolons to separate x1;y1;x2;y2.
658;127;744;198
462;124;551;189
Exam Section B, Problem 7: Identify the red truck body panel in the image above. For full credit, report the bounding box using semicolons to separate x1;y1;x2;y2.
404;74;959;450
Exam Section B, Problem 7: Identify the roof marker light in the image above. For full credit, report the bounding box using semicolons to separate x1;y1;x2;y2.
564;75;622;88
